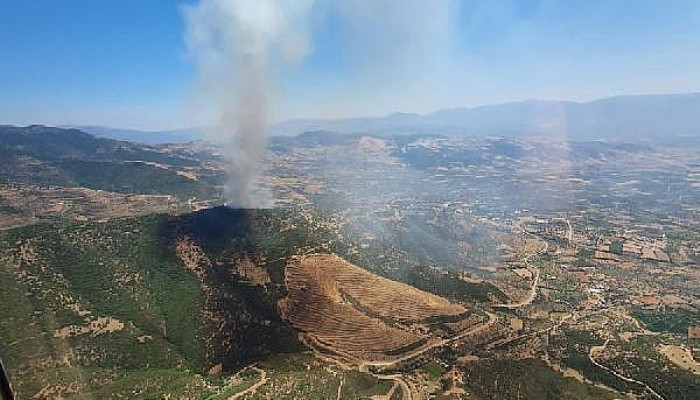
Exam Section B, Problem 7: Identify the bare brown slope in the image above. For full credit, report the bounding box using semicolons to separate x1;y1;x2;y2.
280;254;468;363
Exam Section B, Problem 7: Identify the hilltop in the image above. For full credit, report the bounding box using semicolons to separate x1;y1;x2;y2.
0;125;221;201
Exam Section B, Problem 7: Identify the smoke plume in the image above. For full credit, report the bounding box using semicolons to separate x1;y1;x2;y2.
183;0;315;208
183;0;454;207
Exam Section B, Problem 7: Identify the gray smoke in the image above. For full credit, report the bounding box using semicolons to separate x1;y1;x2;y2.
183;0;453;207
183;0;315;208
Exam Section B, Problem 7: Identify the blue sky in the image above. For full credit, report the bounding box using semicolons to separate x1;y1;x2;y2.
1;0;699;130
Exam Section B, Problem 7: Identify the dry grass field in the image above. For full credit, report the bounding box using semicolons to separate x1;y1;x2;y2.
280;254;469;363
314;254;466;321
658;344;700;375
0;184;179;229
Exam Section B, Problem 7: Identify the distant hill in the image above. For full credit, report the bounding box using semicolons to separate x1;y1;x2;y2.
73;125;201;144
0;125;197;164
0;125;216;200
272;92;700;140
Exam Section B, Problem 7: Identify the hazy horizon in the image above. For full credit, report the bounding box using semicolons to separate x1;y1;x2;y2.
1;0;700;130
9;89;700;133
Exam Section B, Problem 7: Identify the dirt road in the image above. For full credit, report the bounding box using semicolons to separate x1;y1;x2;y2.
494;237;547;309
588;339;665;400
335;376;345;400
494;267;541;309
360;311;498;370
372;373;412;400
228;366;268;400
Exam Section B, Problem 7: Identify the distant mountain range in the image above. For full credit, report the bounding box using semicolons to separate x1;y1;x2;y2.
273;92;700;140
67;93;700;143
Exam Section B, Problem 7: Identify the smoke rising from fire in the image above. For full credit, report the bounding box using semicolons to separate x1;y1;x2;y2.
183;0;453;207
183;0;315;208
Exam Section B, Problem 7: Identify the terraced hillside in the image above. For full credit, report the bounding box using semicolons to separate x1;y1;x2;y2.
308;254;466;322
280;254;478;364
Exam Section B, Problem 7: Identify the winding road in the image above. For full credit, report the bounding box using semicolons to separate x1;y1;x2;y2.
292;228;548;399
588;339;666;400
494;267;541;309
372;373;412;400
494;234;548;309
363;312;499;400
360;311;498;369
227;366;268;400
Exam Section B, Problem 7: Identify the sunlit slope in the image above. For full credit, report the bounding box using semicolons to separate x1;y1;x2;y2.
0;215;209;398
307;254;465;322
281;254;478;364
0;208;307;398
0;125;217;200
0;205;511;398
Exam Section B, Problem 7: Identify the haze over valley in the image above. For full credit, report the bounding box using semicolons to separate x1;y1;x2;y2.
1;1;700;399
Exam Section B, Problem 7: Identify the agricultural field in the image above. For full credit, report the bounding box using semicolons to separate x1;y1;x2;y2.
280;254;490;365
281;254;441;363
0;183;180;229
295;254;466;322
